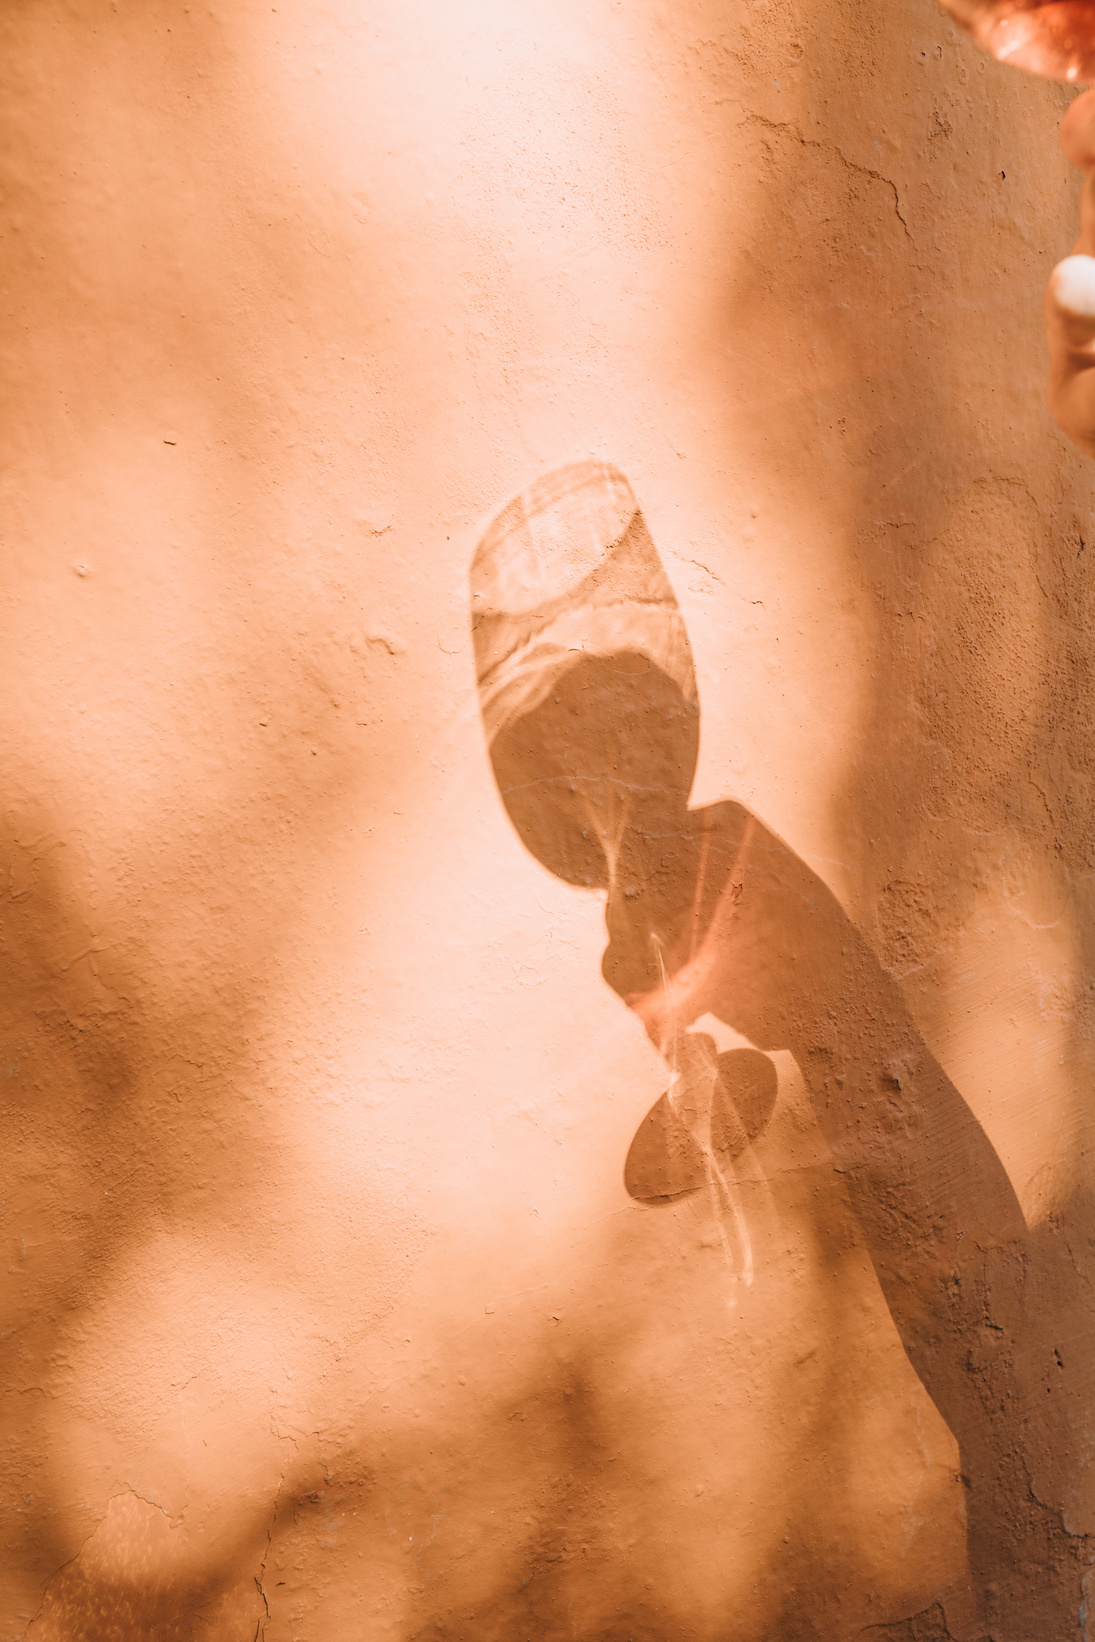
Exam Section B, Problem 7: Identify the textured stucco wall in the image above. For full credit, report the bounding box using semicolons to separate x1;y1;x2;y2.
2;2;1093;1638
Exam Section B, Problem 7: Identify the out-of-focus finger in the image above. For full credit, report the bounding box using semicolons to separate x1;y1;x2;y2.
1073;169;1095;257
1046;254;1095;455
1051;95;1095;455
1059;87;1095;169
1047;252;1095;336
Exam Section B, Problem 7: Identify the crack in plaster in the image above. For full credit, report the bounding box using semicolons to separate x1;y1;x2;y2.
743;112;915;246
254;1476;283;1641
23;1484;156;1636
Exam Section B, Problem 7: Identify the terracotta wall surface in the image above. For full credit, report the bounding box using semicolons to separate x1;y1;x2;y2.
1;2;1093;1638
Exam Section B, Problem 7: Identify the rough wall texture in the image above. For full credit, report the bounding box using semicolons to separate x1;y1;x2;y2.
1;2;1093;1639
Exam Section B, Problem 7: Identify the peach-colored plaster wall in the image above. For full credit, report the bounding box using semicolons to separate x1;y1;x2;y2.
1;2;1093;1639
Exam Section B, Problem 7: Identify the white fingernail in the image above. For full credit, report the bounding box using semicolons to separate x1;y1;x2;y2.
1051;254;1095;318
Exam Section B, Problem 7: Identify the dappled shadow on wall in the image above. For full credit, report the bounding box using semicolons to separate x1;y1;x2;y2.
471;463;1095;1642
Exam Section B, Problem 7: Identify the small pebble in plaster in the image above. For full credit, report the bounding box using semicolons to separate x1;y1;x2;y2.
356;511;392;535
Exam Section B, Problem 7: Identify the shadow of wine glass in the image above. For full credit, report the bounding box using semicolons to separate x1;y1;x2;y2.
471;461;1094;1641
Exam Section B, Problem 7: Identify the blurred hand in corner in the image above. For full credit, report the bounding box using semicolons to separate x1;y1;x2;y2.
1047;87;1095;453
